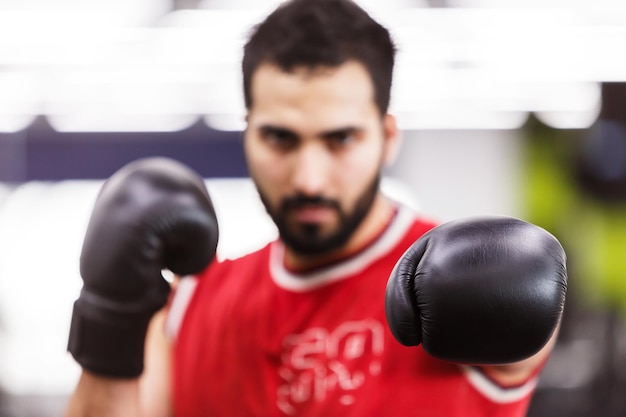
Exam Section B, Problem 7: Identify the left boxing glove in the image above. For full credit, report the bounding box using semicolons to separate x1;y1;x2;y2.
67;157;219;378
385;216;567;364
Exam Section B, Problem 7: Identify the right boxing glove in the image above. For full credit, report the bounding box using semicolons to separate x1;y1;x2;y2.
385;216;567;365
67;157;219;378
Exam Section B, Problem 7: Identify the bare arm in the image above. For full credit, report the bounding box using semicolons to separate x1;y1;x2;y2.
63;309;173;417
480;327;559;386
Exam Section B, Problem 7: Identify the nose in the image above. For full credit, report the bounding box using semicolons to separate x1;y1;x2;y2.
291;143;331;196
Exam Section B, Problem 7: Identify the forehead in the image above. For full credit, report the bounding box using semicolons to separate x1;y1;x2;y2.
247;61;378;131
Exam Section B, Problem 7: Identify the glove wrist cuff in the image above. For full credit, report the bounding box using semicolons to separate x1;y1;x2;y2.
67;298;153;378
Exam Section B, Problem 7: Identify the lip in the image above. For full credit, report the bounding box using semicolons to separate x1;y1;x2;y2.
290;206;335;223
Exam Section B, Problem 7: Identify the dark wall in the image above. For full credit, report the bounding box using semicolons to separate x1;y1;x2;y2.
0;117;248;182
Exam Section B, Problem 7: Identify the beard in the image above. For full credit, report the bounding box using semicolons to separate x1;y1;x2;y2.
256;174;381;257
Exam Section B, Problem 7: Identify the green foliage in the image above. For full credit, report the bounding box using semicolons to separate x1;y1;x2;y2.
521;118;626;311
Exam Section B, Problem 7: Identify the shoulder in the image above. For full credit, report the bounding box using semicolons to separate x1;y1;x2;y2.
393;204;439;249
199;241;274;277
165;241;274;339
408;215;439;238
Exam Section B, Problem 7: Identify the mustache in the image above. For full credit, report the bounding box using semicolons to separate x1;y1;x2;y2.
280;194;341;211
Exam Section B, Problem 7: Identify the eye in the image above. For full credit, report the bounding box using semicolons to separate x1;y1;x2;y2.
260;128;298;151
325;130;356;150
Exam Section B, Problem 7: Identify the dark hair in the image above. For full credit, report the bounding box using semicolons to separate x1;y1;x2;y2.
242;0;396;115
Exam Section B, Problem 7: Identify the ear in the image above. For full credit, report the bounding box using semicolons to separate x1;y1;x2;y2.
382;113;402;167
243;112;250;136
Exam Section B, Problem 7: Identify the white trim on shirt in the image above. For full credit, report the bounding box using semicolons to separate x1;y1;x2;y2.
461;365;538;404
165;275;198;340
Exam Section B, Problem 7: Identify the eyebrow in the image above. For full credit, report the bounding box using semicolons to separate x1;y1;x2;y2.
258;125;298;139
319;127;362;140
258;124;363;140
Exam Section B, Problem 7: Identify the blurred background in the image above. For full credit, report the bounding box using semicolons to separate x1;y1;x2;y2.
0;0;626;415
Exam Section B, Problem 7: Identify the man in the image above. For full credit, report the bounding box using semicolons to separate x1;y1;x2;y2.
63;0;567;416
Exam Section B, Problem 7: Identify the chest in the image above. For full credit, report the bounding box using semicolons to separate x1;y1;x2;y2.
207;259;390;348
174;258;528;417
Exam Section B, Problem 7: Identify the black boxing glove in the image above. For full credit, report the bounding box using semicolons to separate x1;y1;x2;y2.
67;157;219;378
385;216;567;364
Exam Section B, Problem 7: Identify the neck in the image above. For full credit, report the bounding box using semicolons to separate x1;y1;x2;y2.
283;194;395;271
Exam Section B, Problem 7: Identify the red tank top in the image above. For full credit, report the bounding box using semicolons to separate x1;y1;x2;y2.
168;205;539;417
